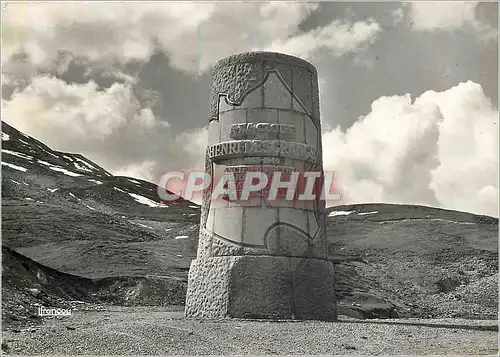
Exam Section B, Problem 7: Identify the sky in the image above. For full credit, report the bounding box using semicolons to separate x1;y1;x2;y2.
1;1;498;217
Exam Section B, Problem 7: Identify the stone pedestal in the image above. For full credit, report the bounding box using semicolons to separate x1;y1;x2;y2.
185;52;336;320
185;256;336;320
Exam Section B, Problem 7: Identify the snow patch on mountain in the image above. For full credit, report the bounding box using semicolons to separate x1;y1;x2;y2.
2;149;33;160
83;203;96;211
2;162;28;172
74;157;98;172
74;162;92;173
37;160;82;177
128;193;168;208
358;211;378;216
48;166;82;177
329;210;355;217
38;160;52;166
38;146;59;158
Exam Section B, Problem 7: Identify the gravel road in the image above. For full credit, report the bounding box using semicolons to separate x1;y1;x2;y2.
2;306;497;355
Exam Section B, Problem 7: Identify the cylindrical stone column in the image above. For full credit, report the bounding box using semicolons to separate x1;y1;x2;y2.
185;52;336;321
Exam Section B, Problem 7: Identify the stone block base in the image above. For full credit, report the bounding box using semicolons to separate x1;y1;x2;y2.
184;255;337;321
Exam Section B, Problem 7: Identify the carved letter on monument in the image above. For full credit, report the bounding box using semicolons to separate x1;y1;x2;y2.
185;52;337;321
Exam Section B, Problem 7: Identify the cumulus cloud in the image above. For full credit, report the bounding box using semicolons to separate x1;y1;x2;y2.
323;81;498;217
1;75;198;181
174;126;208;171
2;3;211;68
1;1;382;186
2;2;380;74
408;2;497;41
265;17;381;61
390;7;405;26
112;161;159;182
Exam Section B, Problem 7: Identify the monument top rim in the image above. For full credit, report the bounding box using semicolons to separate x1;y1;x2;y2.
213;51;317;74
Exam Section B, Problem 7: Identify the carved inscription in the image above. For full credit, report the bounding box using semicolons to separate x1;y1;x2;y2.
207;140;317;163
230;122;296;140
244;157;282;165
220;165;298;201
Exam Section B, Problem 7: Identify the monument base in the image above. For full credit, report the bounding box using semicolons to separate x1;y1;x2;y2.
184;255;337;321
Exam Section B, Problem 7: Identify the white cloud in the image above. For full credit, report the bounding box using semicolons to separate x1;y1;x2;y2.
1;73;213;184
1;1;382;187
174;126;208;171
2;3;214;67
323;81;498;217
2;76;160;140
410;2;476;30
266;17;381;61
409;2;497;41
390;7;405;26
2;2;381;74
113;161;158;183
1;76;175;180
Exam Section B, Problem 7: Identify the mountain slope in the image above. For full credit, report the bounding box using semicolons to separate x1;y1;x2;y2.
327;203;497;319
2;121;199;279
1;121;498;327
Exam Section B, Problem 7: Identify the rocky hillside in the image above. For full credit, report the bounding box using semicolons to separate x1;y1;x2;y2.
1;121;498;328
327;204;497;319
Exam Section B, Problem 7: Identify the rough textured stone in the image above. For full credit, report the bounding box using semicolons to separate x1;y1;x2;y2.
293;258;337;320
184;256;236;318
186;256;336;320
228;256;294;319
208;52;317;121
186;51;336;320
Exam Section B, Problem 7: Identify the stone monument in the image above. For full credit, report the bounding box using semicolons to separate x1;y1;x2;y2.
185;52;337;320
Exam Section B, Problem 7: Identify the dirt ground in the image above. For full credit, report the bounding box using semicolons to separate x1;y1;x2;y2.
2;306;498;355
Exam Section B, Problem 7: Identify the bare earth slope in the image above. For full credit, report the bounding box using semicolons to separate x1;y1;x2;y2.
1;121;498;354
